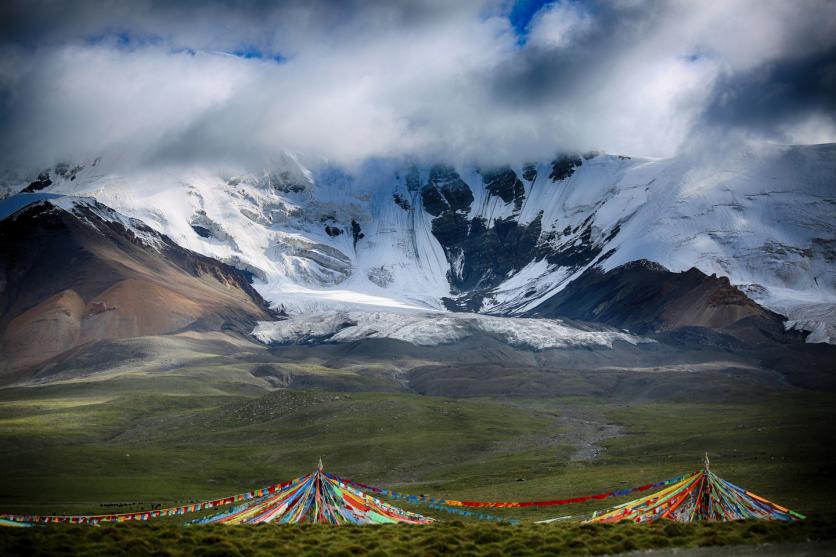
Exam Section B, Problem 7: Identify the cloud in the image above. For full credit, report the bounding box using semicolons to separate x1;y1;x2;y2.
700;44;836;139
526;2;593;49
0;0;834;171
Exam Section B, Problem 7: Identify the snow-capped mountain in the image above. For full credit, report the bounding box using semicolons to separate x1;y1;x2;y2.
3;143;834;343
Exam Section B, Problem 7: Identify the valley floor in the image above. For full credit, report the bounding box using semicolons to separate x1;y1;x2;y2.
0;367;834;522
0;334;834;555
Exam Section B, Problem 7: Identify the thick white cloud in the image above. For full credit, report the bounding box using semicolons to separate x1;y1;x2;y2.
0;0;833;171
526;2;593;49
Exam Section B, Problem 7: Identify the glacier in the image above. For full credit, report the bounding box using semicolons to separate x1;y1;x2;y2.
252;311;650;350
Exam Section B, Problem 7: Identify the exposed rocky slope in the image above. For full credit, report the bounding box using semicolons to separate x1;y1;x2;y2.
0;197;273;382
527;260;793;344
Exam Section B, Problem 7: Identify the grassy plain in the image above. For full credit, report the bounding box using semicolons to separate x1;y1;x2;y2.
0;372;833;523
0;347;834;555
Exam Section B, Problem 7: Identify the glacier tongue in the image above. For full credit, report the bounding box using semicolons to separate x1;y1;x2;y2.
745;285;836;344
252;311;651;350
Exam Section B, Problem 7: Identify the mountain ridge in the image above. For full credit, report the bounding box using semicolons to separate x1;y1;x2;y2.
1;142;834;343
0;197;274;382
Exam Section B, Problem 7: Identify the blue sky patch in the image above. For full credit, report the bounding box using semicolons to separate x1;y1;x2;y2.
509;0;554;42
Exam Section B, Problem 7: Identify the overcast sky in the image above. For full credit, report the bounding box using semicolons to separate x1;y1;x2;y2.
1;0;834;170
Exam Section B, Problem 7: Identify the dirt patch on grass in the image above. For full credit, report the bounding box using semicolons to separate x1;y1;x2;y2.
554;403;624;462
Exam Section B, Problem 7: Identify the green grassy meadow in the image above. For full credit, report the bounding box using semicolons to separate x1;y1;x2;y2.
1;377;834;521
2;520;836;557
0;357;835;554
